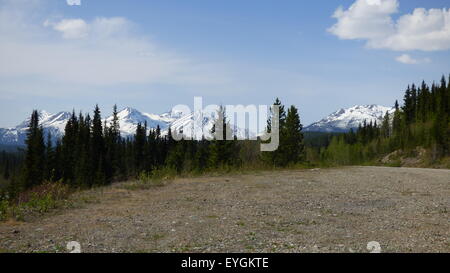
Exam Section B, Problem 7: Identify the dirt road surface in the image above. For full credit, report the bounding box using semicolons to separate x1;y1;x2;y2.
0;166;449;253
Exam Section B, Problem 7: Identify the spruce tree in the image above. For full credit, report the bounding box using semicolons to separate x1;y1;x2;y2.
263;98;287;166
134;122;146;174
61;111;78;184
91;105;105;185
24;110;45;189
283;105;305;165
109;105;121;177
3;159;10;180
44;132;54;181
381;112;390;138
208;106;237;168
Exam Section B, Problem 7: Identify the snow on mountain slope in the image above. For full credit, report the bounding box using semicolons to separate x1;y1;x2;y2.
0;108;175;145
305;105;395;133
0;111;71;145
162;110;217;140
0;107;253;145
105;107;175;138
2;104;395;145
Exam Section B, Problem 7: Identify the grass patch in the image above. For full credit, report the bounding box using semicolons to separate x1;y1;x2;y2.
0;182;72;221
0;182;109;222
384;160;402;168
121;168;176;191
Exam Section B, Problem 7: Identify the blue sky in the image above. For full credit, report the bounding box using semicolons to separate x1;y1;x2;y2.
0;0;449;127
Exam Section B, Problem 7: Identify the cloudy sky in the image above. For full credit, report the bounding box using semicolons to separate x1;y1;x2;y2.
0;0;449;127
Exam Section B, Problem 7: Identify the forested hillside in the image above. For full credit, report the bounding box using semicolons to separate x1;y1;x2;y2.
321;75;450;166
0;99;305;200
1;74;449;203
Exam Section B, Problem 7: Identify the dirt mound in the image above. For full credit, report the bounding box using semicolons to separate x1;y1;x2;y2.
380;147;428;167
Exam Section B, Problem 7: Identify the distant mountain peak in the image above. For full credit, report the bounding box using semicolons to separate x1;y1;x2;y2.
305;104;395;133
3;103;390;145
0;106;254;145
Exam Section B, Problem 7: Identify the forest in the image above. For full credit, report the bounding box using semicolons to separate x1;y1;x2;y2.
0;99;304;200
0;74;449;202
320;75;450;166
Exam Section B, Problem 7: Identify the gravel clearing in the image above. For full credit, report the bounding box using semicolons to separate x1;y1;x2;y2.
0;166;449;253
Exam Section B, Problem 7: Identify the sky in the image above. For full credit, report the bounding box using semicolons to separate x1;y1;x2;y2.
0;0;449;127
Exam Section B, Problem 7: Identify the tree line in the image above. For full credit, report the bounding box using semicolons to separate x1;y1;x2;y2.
321;74;450;165
1;99;305;198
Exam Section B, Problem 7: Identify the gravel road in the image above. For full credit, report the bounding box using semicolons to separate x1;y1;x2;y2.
0;166;449;253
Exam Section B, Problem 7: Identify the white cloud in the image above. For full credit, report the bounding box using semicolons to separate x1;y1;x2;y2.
329;0;397;40
329;0;450;52
48;19;89;39
395;54;431;64
66;0;81;6
0;1;231;88
44;17;131;40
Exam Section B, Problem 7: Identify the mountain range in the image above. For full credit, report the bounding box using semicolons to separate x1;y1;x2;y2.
0;107;251;145
304;105;395;133
0;104;394;145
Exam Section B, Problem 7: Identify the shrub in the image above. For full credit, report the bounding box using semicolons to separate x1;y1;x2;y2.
0;181;72;221
16;181;71;205
0;199;9;221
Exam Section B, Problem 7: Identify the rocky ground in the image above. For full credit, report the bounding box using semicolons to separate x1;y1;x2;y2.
0;166;448;253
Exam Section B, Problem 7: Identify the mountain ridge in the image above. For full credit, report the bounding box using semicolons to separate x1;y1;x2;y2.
0;107;251;145
304;104;395;133
1;104;395;145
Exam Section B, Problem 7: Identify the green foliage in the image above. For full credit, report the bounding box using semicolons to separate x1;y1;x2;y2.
5;73;448;201
322;74;450;167
0;181;71;221
263;99;306;167
123;169;176;191
0;199;8;221
24;110;45;189
26;192;58;213
5;98;309;199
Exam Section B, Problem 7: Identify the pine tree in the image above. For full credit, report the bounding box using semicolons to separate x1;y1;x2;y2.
44;132;54;181
323;73;450;164
24;110;45;188
61;111;78;184
266;98;286;133
392;100;402;141
74;112;91;187
381;111;391;138
3;159;10;180
91;105;105;185
410;84;417;124
263;98;287;166
282;105;305;165
109;105;121;177
194;139;210;172
53;139;63;182
134;122;146;174
208;106;238;168
166;140;186;173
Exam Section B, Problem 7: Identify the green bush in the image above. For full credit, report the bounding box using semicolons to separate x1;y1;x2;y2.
0;181;72;221
0;199;9;221
26;193;57;213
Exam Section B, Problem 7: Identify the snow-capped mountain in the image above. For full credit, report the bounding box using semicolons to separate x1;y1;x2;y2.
0;107;253;145
1;104;394;145
105;107;175;138
304;105;395;133
0;111;72;145
164;110;254;140
0;108;177;145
